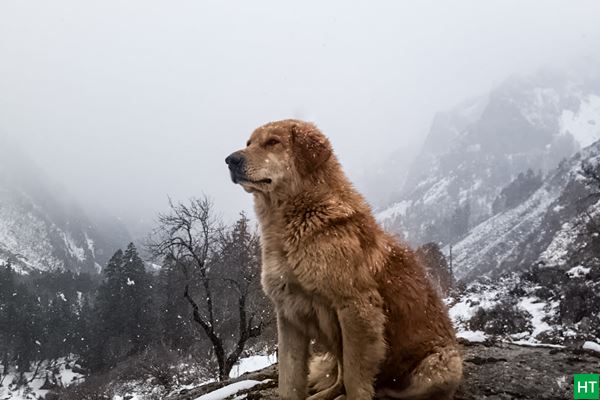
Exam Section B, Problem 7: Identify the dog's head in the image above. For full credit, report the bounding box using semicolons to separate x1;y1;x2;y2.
225;119;332;194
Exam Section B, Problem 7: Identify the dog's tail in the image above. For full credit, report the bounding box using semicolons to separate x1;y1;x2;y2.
308;353;338;394
376;346;462;400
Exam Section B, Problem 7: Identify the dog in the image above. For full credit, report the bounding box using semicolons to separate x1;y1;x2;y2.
226;120;462;400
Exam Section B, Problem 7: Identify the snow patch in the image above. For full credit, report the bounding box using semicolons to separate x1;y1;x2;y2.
376;200;411;222
509;340;564;348
518;297;553;338
583;341;600;353
229;354;277;379
194;380;270;400
567;265;591;278
560;94;600;148
62;232;86;262
457;330;487;342
539;220;581;266
449;283;502;324
0;357;84;400
422;177;451;205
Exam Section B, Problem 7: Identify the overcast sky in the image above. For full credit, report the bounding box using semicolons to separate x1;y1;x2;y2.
1;0;600;232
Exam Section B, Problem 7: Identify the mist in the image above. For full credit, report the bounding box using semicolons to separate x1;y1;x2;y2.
1;0;599;233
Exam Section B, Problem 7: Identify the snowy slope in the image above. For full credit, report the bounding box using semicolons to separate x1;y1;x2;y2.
448;274;561;346
448;257;600;347
378;70;600;246
0;138;130;273
452;140;600;280
0;357;85;400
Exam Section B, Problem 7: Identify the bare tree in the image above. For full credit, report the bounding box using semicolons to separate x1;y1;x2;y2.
147;197;268;380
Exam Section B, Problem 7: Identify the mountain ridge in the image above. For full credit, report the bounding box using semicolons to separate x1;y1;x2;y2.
378;69;600;246
0;136;131;273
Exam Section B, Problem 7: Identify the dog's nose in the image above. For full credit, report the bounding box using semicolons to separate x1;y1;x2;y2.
225;152;244;168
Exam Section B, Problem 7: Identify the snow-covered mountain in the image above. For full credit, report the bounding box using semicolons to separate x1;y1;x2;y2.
378;69;600;246
452;140;600;280
0;137;130;273
374;69;600;347
445;137;600;346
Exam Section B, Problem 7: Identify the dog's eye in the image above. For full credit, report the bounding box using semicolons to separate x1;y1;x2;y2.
265;138;280;147
246;140;252;147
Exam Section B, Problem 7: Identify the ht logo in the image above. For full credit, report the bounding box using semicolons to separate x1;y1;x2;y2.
575;374;599;400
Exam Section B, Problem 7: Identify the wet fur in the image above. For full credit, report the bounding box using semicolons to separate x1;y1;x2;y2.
228;120;462;400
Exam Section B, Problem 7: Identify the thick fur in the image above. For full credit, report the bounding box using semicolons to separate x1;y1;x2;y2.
226;120;462;400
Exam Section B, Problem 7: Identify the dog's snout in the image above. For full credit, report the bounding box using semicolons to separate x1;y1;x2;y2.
225;152;244;168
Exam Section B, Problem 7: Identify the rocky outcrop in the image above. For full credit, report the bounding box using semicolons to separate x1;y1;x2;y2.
167;341;600;400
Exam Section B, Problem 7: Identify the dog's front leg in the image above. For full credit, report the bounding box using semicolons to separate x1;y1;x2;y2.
277;311;310;400
337;299;386;400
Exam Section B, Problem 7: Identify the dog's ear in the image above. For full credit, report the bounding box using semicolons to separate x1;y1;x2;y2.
291;123;332;176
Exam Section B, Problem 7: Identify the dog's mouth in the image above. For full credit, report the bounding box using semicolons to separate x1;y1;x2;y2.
230;172;272;185
239;177;272;185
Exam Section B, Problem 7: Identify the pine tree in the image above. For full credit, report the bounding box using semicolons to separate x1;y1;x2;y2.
157;256;195;352
86;244;156;371
121;243;156;353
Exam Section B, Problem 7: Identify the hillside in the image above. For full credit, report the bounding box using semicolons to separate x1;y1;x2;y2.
375;71;600;353
0;137;130;273
440;138;600;349
378;69;600;246
452;140;600;281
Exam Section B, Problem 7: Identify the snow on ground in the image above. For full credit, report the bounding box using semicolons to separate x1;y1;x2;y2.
449;277;564;346
448;282;502;342
560;94;600;148
509;340;564;348
452;185;560;279
448;282;502;324
422;177;451;205
62;231;86;262
583;341;600;353
229;353;277;379
114;395;142;400
518;296;554;339
108;354;276;400
375;200;411;223
539;220;582;267
567;265;591;278
194;379;271;400
0;357;84;400
457;330;487;342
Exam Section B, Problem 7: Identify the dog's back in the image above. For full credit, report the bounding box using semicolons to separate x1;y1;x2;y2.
374;236;461;398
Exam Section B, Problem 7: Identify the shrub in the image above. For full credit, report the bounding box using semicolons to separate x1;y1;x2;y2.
468;299;532;336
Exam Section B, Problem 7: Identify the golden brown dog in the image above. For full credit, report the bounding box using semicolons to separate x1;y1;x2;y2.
226;120;462;400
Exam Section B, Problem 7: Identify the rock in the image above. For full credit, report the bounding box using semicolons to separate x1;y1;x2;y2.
454;341;599;399
168;342;600;400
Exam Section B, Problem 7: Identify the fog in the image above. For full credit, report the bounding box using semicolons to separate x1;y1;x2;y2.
1;0;599;233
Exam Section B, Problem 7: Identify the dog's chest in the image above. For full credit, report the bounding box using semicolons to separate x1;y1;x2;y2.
261;240;298;298
260;236;317;310
257;204;326;313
